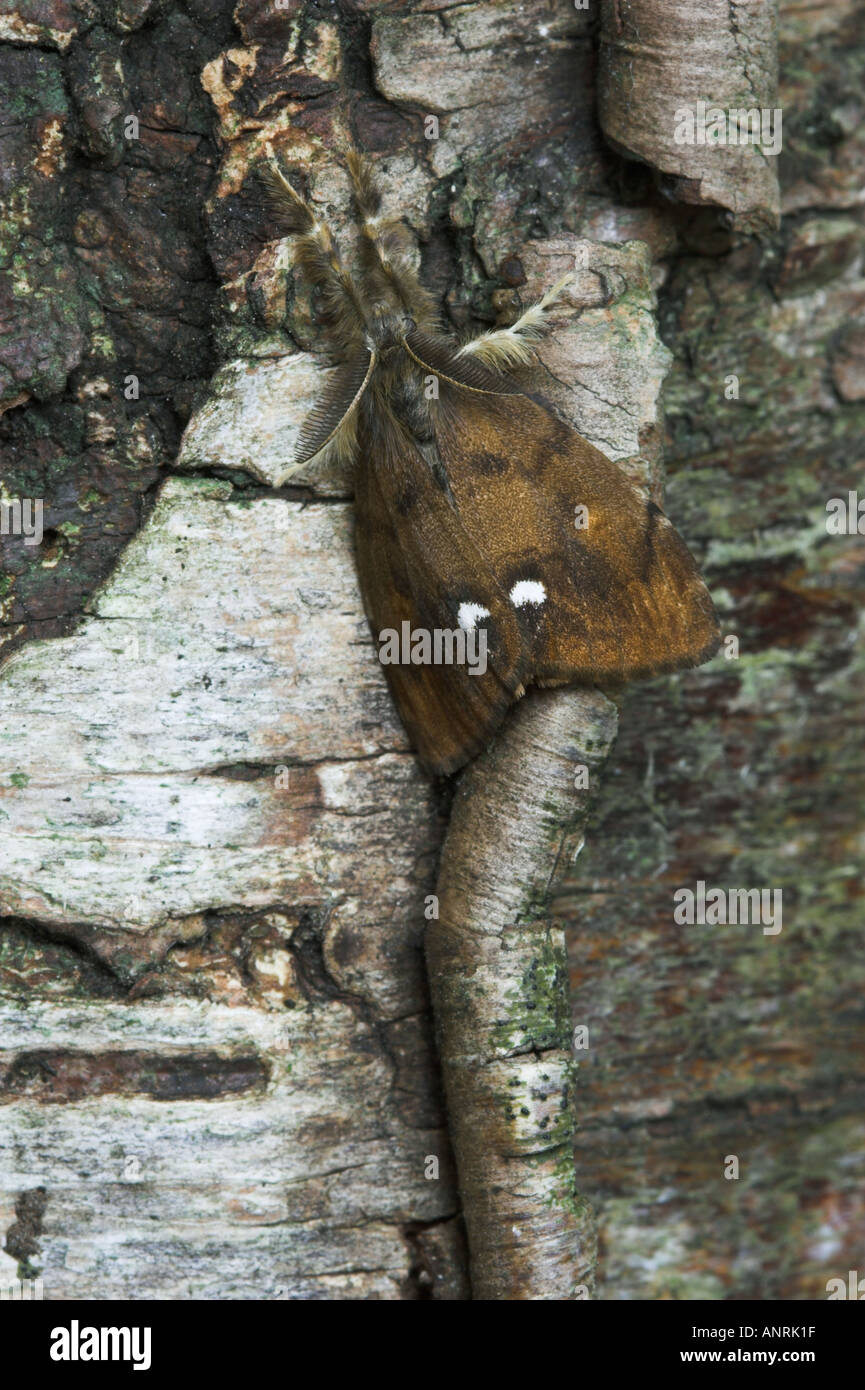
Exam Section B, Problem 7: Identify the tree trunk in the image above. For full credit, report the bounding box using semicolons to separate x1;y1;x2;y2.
1;0;863;1301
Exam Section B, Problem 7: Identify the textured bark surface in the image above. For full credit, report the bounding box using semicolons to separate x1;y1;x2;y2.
1;0;863;1301
569;0;865;1301
428;688;617;1300
598;0;782;233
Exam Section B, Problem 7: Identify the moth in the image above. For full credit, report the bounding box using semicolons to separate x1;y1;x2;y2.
261;147;720;776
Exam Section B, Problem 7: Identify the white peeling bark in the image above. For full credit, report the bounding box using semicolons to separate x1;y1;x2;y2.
429;688;618;1300
0;474;462;1298
598;0;781;233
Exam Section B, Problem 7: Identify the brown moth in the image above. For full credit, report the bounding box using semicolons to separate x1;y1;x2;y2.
261;148;721;776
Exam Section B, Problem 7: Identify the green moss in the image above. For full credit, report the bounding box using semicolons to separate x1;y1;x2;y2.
548;1136;589;1217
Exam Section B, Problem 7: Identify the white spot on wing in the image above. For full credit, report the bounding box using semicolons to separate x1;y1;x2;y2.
509;579;546;608
457;602;490;632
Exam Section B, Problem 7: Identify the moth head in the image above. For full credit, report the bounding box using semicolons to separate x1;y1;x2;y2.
366;306;416;352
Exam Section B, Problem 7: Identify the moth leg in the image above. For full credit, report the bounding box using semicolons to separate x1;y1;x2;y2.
344;150;439;330
455;272;576;371
259;147;369;350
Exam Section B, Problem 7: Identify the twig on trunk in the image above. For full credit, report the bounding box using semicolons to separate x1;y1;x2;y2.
428;687;618;1299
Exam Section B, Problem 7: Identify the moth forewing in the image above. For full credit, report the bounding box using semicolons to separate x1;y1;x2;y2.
431;389;721;689
353;401;528;775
